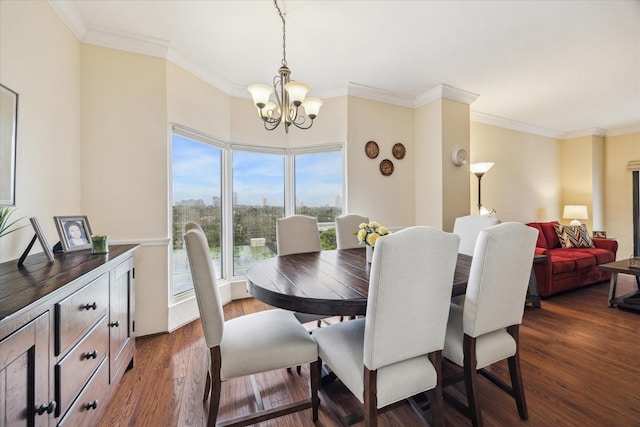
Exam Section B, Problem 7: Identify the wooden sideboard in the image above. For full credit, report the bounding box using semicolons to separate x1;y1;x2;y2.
0;244;137;426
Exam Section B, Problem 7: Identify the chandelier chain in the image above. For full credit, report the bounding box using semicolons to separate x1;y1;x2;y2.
274;0;287;67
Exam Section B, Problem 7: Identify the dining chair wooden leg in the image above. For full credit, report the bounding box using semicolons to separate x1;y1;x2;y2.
310;360;320;421
426;351;445;427
507;325;528;420
207;346;222;427
203;370;211;402
363;367;378;427
463;335;483;427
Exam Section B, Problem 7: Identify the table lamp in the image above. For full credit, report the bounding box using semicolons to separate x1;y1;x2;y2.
563;205;588;226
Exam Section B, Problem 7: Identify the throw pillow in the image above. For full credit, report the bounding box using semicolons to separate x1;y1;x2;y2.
553;224;595;248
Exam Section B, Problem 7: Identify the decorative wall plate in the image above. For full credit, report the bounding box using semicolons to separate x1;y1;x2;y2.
365;140;379;159
392;143;406;160
379;159;394;176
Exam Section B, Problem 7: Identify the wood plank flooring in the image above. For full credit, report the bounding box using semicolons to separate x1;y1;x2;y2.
97;276;640;427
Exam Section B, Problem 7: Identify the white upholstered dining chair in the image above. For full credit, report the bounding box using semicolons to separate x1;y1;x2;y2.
335;213;369;249
442;222;537;427
184;223;319;427
312;226;460;427
276;215;322;256
276;215;326;326
453;214;501;256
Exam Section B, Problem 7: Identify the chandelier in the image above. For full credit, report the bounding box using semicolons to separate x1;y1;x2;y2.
247;0;322;133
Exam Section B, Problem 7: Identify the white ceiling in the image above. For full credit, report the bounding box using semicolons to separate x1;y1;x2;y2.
49;0;640;137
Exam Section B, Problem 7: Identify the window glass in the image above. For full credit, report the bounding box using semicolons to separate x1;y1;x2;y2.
295;151;343;249
171;134;222;296
232;151;284;276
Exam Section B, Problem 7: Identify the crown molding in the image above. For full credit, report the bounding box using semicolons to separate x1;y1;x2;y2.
346;83;415;108
48;0;634;141
606;124;640;137
48;0;87;40
563;128;607;139
415;84;479;107
470;111;565;139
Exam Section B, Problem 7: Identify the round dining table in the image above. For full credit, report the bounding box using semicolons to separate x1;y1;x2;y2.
246;247;472;317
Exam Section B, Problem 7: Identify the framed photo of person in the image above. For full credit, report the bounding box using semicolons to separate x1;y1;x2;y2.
593;230;607;239
54;215;93;252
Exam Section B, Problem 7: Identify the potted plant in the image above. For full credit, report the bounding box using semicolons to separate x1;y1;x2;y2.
0;207;26;238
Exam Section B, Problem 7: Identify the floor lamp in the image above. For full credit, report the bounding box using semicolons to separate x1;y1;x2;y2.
470;162;494;215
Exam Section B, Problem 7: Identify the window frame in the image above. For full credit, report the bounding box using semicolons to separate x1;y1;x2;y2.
170;123;344;300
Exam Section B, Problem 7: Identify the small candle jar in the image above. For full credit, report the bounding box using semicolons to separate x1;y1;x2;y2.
91;235;109;254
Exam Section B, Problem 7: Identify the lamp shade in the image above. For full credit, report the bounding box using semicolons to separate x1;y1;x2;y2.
284;81;309;105
563;205;588;226
248;84;273;107
302;97;322;118
470;162;495;175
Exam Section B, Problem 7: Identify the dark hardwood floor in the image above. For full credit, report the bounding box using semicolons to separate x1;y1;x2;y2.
97;276;640;427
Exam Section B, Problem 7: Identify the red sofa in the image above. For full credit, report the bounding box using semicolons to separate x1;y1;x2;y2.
525;221;618;297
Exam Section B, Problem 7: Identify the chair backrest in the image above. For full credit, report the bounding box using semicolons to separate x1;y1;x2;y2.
184;223;224;349
276;215;322;256
453;215;501;256
463;222;538;338
335;213;369;249
363;226;460;370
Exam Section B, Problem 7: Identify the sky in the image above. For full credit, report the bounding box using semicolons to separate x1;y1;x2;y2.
172;135;342;206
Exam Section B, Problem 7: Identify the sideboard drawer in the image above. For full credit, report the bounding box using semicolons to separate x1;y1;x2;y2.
56;273;109;356
56;315;108;418
57;357;109;427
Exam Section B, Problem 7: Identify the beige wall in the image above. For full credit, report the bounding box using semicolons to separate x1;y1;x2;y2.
470;123;562;223
346;96;415;228
414;100;443;227
0;0;81;261
604;132;640;258
80;45;169;335
560;135;601;231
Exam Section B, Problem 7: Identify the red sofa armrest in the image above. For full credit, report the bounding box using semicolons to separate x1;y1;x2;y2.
592;237;618;255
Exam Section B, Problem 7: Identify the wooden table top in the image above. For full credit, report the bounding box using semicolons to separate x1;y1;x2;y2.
599;258;640;275
246;248;472;317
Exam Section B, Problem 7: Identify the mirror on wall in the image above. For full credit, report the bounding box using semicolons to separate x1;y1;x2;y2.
0;84;18;206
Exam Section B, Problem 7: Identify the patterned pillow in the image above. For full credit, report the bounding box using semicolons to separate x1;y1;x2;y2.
553;224;595;248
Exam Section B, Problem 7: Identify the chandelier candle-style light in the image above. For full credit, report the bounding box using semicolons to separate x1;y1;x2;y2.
248;0;322;133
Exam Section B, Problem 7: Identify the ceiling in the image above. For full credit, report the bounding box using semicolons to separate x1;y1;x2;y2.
49;0;640;137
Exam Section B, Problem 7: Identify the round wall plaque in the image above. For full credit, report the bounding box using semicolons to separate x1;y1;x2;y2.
392;143;406;160
379;159;394;176
365;141;379;159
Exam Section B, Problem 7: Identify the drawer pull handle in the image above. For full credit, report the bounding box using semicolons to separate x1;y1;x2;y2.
84;350;98;359
85;400;99;410
109;320;120;328
36;400;57;415
82;302;98;311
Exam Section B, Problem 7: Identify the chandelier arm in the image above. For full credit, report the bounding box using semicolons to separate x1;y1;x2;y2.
290;116;314;130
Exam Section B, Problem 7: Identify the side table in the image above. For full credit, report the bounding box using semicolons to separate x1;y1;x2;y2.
598;259;640;310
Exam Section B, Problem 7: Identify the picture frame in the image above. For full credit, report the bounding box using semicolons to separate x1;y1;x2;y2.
0;84;18;206
593;230;607;239
18;217;55;266
54;215;93;252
